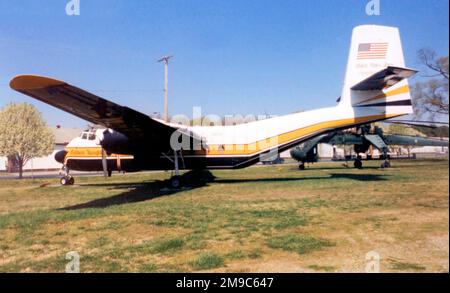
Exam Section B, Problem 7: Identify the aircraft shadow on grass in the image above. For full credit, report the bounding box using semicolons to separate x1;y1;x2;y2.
296;165;382;171
59;171;390;210
59;170;216;211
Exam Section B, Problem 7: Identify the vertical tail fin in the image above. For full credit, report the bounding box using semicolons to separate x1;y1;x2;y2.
339;25;417;116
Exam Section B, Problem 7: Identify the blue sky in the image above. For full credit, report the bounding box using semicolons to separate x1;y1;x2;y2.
0;0;448;128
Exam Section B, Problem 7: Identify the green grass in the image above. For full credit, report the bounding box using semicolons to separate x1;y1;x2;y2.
225;249;262;260
388;259;426;271
88;236;110;248
189;252;225;270
0;158;448;272
307;264;336;272
150;238;185;253
138;263;158;272
128;237;186;254
267;234;335;255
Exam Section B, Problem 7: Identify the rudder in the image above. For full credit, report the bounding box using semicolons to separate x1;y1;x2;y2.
338;25;416;116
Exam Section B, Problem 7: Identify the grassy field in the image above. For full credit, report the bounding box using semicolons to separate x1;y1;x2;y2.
0;158;448;272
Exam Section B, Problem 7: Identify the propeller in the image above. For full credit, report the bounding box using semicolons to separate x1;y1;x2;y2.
99;129;109;179
101;147;108;179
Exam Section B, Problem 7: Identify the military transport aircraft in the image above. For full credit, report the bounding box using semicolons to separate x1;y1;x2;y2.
290;123;449;170
10;25;418;187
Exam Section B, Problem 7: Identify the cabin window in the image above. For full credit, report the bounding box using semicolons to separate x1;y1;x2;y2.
81;133;88;140
88;133;96;140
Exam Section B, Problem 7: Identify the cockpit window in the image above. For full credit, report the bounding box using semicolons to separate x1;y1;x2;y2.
81;130;97;140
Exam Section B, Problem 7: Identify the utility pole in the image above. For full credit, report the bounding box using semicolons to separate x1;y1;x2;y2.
158;55;173;122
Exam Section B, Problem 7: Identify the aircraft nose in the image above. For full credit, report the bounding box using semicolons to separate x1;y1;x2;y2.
54;150;67;164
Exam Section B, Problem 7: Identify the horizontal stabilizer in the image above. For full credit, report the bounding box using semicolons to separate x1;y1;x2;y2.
364;134;388;151
351;66;417;91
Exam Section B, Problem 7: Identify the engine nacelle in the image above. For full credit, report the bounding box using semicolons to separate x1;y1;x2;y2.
100;129;135;155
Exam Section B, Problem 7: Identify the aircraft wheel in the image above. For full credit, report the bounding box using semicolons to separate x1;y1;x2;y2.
60;176;74;186
299;163;305;170
354;159;363;169
60;177;68;186
381;161;391;168
170;176;182;189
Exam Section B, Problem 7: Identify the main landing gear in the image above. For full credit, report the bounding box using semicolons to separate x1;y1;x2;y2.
59;165;75;186
354;155;363;169
298;163;306;170
380;161;391;168
353;151;391;169
163;150;184;189
169;175;181;189
380;148;391;169
380;155;391;169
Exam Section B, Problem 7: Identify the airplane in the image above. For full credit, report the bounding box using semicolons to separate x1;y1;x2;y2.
290;123;449;170
10;25;418;187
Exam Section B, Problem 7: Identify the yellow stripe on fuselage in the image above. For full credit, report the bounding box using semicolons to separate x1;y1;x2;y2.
197;114;400;156
355;85;410;106
65;147;134;159
64;114;400;159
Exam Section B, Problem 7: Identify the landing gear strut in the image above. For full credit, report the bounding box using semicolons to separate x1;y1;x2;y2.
380;148;391;169
354;155;363;169
59;165;75;186
163;150;184;189
298;163;305;170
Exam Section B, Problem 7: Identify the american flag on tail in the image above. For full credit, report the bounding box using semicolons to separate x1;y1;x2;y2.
357;43;388;60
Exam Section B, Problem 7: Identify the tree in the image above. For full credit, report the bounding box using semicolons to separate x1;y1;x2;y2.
412;125;449;138
387;124;425;137
412;49;449;119
0;103;54;179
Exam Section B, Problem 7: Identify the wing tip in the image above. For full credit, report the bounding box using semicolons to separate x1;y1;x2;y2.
10;75;66;91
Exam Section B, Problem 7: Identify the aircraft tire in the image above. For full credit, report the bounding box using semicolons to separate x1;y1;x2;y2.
60;176;74;186
299;163;305;170
381;161;391;168
354;159;363;169
170;176;182;189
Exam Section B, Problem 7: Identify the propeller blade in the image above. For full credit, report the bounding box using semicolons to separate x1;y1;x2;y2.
101;147;108;179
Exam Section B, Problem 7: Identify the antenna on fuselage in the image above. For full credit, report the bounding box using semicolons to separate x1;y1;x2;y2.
158;55;173;122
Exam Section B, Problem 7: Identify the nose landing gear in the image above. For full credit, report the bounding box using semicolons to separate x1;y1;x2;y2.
60;175;74;186
59;165;75;186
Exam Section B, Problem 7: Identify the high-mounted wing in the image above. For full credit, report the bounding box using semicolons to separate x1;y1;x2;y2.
351;66;417;91
10;75;179;152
